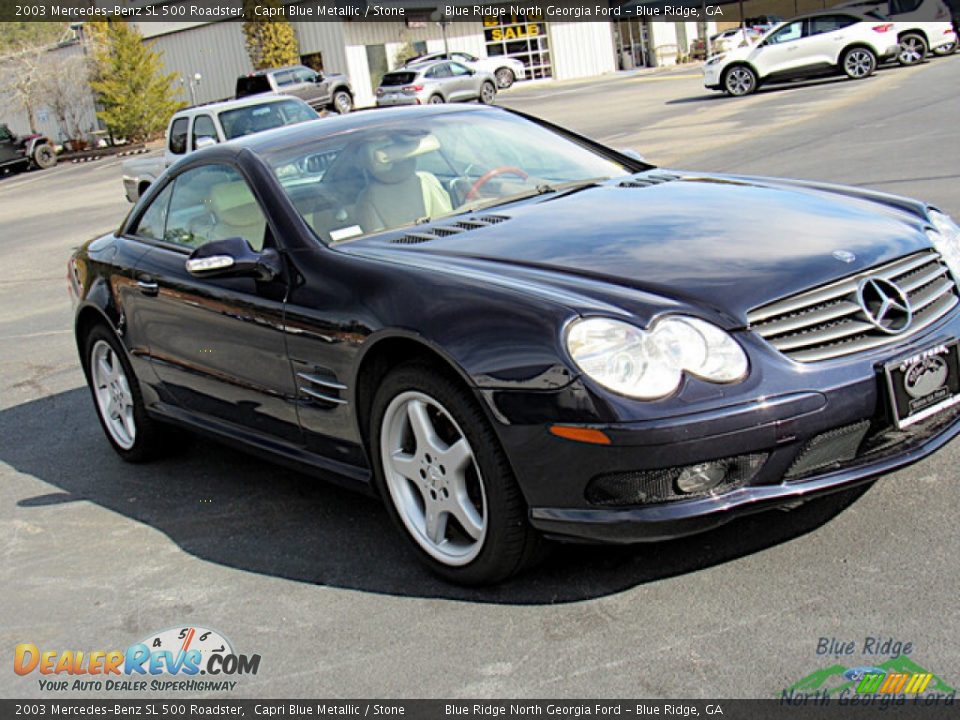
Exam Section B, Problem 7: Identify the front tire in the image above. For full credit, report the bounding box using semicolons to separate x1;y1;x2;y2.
84;324;169;462
479;81;497;105
723;65;757;96
897;33;928;66
370;363;539;585
31;143;56;170
842;47;876;79
932;41;956;56
494;67;515;89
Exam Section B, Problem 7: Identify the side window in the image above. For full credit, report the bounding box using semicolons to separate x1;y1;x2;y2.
809;15;857;35
168;117;188;155
766;21;804;45
273;70;294;87
164;165;268;251
449;62;472;76
293;68;316;83
432;63;453;79
191;115;218;149
133;182;174;241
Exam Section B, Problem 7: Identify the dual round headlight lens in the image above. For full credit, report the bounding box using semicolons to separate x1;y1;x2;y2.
566;316;748;400
927;209;960;284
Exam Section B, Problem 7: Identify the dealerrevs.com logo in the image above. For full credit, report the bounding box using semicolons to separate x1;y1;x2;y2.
14;626;260;692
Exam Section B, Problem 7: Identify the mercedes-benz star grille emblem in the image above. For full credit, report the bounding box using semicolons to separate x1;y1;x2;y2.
857;277;912;335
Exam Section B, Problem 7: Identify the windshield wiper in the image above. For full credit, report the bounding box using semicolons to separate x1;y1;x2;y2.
461;177;609;214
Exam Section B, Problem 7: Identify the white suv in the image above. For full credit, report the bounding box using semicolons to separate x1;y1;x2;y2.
836;0;957;63
704;12;901;96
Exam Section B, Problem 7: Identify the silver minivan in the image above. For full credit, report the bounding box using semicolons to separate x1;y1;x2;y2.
376;60;497;107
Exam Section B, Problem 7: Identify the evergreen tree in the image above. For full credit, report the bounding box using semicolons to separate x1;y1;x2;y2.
88;21;183;142
242;0;300;70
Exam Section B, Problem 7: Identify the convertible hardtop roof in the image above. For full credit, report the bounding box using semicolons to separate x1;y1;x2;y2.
229;104;497;154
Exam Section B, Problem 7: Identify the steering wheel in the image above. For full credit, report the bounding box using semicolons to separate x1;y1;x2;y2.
465;166;529;201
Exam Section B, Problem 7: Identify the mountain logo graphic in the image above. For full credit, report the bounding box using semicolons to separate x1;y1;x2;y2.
784;655;955;697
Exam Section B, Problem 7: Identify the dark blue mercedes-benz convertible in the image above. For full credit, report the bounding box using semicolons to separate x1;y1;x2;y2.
69;105;960;584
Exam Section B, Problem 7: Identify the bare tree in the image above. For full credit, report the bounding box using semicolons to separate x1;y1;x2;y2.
38;53;94;146
1;43;47;133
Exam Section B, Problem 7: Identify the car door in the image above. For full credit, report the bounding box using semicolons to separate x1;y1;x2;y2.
129;163;301;444
426;63;453;99
750;20;810;79
0;125;21;166
291;66;328;107
447;61;477;100
806;14;861;66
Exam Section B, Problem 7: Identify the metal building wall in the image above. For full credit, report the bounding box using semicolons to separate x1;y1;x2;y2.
146;21;253;104
548;22;618;81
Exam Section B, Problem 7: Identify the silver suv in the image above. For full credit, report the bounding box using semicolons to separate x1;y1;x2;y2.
375;60;497;107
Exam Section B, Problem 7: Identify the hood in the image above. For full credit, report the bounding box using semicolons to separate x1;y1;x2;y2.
349;172;934;326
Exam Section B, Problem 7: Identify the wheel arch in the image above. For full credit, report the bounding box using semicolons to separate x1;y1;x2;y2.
352;330;479;454
721;61;760;82
74;303;117;372
898;29;929;45
839;42;877;61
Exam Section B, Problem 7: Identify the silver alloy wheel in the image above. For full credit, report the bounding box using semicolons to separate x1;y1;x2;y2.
495;67;515;88
899;36;925;65
933;41;956;56
845;49;874;78
333;91;352;114
380;390;487;566
429;95;444;104
725;67;755;96
480;83;496;104
90;340;136;450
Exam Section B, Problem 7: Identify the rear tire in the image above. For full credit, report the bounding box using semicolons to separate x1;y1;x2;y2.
723;65;757;96
479;81;497;105
83;324;170;463
897;33;928;66
331;89;353;114
841;47;876;79
31;143;56;170
370;363;541;585
428;94;445;104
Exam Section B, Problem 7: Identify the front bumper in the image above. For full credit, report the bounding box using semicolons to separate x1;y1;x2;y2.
483;314;960;544
702;64;723;89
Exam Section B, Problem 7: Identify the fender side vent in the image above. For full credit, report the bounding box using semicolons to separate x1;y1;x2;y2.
392;215;510;244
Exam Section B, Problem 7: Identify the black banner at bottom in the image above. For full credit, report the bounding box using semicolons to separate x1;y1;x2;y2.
3;699;959;720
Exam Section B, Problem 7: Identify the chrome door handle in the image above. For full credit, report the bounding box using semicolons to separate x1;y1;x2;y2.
137;277;159;296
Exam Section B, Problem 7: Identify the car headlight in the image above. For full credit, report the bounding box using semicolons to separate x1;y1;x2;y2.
565;316;749;400
927;209;960;284
705;54;726;66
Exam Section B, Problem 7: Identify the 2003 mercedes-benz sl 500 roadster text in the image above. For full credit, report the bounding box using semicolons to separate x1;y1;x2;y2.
69;105;960;584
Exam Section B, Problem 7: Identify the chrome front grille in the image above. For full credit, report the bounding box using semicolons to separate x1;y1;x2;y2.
748;251;959;362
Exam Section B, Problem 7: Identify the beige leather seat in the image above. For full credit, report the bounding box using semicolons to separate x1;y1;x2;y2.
356;136;452;234
208;181;267;249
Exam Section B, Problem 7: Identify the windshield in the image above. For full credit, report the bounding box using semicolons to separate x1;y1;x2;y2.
218;100;317;140
264;110;634;244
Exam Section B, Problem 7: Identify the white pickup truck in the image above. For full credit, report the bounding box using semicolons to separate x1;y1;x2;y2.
122;95;317;202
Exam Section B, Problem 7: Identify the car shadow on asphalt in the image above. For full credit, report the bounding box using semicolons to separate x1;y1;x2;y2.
665;71;895;105
2;388;872;604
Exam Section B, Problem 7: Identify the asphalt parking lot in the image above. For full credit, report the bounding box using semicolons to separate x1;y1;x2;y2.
2;55;959;699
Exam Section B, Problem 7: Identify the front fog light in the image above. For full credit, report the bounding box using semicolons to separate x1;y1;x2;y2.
676;462;726;494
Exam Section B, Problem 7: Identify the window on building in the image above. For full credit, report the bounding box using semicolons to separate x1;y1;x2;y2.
301;52;324;73
483;10;549;79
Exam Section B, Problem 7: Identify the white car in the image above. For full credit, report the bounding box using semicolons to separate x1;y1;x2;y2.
703;11;901;96
710;27;762;54
404;51;526;89
835;0;957;63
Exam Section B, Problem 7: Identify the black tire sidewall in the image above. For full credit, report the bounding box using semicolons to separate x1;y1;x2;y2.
33;143;56;169
332;90;352;114
723;65;756;96
369;363;534;585
84;324;162;462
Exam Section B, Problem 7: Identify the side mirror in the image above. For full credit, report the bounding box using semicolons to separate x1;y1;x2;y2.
185;237;282;281
195;136;217;150
618;148;647;164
